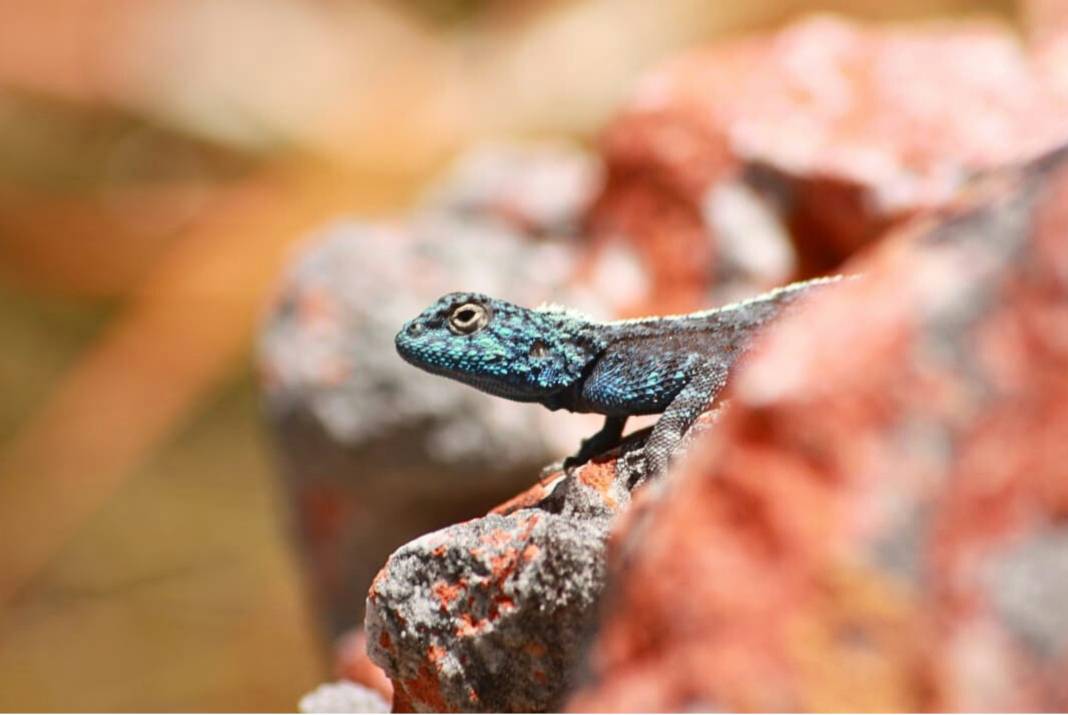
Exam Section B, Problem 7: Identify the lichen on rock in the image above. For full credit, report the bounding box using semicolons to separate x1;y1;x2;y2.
365;503;612;712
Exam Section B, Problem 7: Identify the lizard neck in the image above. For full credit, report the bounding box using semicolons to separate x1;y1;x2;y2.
526;317;607;404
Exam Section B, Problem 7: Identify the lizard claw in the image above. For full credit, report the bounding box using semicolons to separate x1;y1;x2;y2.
541;443;603;481
556;444;608;475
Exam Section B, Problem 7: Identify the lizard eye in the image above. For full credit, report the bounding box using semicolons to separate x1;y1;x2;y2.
448;302;490;335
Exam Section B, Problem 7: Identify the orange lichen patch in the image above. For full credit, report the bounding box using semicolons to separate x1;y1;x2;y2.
367;567;390;603
432;579;467;610
519;513;540;538
578;461;619;510
401;665;448;713
488;516;542;585
446;513;549;645
481;514;541;557
456;613;490;638
488;594;516;620
378;631;392;650
489;548;520;581
481;529;514;547
432;544;448;558
427;644;447;663
533;669;549;685
467;687;480;704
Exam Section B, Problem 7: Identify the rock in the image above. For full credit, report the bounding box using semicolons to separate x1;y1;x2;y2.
417;141;600;238
299;681;391;714
588;15;1068;313
279;17;1068;706
364;449;633;713
365;342;772;711
365;511;609;713
258;143;605;636
570;147;1068;711
1029;0;1068;98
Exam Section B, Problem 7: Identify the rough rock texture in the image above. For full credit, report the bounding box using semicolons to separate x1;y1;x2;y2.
363;410;733;711
366;511;608;713
363;438;636;713
259;143;606;636
588;15;1068;313
570;147;1068;711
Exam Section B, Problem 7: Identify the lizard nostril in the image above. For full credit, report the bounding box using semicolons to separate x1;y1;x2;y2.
407;323;424;336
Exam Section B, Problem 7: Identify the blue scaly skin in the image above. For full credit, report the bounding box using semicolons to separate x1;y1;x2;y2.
396;276;843;480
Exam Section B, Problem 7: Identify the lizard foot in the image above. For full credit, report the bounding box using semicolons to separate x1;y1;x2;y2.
563;415;628;472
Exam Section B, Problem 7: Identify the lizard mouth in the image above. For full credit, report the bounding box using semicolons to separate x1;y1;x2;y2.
395;341;549;403
461;376;548;402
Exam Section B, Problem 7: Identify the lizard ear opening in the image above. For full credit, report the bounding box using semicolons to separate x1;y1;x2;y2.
529;340;550;358
448;302;490;335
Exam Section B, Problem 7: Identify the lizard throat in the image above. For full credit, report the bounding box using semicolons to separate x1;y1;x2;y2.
396;350;554;403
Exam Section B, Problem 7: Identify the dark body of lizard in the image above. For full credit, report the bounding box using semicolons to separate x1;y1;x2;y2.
395;276;842;479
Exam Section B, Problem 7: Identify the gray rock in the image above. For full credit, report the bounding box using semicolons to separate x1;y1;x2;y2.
419;141;600;237
365;509;610;713
363;421;660;713
298;681;390;713
986;527;1068;659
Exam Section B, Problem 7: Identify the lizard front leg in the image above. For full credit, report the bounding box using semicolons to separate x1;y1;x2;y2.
641;366;726;483
562;415;627;470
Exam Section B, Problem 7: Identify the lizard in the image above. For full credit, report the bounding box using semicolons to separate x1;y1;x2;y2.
395;276;844;481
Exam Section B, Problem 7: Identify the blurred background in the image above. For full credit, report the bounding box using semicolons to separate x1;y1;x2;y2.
0;0;1047;710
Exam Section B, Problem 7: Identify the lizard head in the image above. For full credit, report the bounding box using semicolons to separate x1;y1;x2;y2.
395;291;600;402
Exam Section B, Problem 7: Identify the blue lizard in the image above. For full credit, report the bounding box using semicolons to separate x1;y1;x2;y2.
395;276;842;479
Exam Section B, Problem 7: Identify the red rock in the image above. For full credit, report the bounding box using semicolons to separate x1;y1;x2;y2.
1029;0;1068;102
587;15;1068;313
570;149;1068;711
